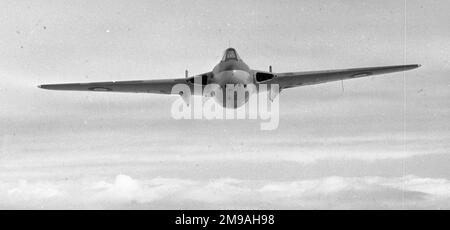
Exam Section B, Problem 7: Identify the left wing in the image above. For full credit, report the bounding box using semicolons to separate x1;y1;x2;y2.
272;64;421;90
38;78;187;94
38;73;213;95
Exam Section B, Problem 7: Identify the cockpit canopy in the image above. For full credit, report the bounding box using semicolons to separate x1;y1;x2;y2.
221;48;241;62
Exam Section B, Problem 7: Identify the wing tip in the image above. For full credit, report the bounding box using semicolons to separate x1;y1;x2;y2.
401;64;421;71
38;84;56;90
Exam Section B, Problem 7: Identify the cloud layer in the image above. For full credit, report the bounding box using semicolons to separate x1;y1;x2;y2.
1;174;450;209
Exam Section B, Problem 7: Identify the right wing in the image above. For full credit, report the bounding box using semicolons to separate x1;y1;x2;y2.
272;64;421;90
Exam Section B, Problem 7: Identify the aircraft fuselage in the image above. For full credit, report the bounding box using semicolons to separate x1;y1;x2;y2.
206;48;268;108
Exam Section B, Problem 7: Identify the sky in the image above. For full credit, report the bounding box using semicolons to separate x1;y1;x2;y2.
0;0;449;209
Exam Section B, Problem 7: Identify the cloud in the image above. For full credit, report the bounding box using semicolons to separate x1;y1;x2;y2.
0;180;64;209
1;174;450;209
90;176;196;204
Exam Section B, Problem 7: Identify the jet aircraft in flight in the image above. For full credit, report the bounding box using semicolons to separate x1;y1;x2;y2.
39;48;420;108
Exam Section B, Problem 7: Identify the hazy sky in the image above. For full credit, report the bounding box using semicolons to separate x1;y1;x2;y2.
0;0;449;209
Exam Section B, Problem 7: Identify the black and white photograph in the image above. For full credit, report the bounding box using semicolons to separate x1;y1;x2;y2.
0;0;449;224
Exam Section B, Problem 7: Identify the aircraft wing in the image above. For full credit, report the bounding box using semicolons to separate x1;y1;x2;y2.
38;78;188;94
272;64;421;89
38;72;214;94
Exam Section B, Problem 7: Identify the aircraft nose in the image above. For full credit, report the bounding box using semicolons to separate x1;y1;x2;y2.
225;70;251;84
